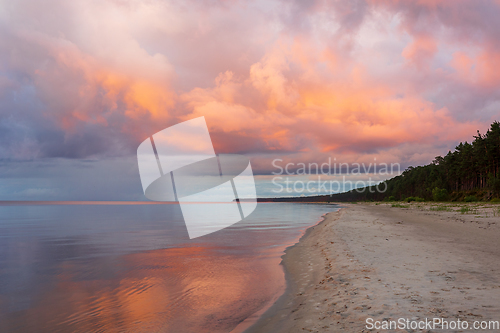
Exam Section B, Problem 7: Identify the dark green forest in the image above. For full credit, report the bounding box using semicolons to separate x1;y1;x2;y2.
333;121;500;202
260;121;500;203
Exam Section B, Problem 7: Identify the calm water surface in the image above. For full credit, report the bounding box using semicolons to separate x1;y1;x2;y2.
0;202;338;333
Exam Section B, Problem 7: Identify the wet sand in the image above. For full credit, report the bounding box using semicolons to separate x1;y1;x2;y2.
245;203;500;332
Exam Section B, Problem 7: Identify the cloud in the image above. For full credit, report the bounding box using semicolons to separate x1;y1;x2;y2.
0;0;498;176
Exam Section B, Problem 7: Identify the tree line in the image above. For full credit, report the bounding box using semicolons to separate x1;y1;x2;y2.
332;121;500;202
259;121;500;203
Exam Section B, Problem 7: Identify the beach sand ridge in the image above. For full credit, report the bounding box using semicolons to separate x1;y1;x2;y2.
245;203;500;332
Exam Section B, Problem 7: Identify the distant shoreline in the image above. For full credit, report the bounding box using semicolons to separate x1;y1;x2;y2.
0;200;336;205
0;200;172;205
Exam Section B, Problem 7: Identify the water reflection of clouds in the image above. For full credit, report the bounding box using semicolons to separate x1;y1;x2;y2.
0;203;337;332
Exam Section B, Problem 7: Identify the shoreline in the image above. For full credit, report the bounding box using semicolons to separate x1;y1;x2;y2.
234;208;336;333
243;208;344;333
245;202;500;332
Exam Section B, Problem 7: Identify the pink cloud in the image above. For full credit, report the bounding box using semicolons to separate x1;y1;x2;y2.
0;0;497;170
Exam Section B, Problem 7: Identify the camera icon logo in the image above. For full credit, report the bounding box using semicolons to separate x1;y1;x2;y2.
137;117;257;238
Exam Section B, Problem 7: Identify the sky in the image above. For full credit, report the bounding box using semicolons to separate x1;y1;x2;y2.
1;0;499;200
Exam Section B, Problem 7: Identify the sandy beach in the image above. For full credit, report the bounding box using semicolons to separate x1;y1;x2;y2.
246;203;500;332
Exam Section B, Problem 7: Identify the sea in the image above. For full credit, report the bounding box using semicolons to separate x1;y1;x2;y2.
0;202;339;333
